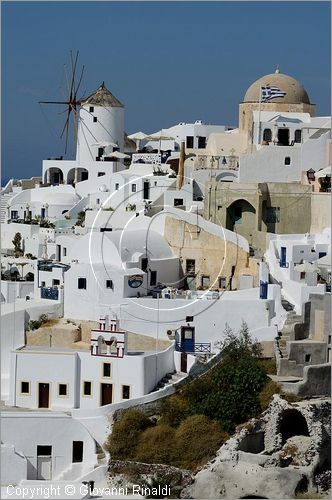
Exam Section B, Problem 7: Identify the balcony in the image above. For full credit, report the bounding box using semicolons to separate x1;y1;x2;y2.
176;342;211;353
41;287;59;300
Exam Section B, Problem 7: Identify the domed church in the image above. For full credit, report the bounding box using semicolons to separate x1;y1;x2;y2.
239;68;316;135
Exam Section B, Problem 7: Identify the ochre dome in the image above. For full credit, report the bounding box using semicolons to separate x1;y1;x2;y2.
243;71;310;104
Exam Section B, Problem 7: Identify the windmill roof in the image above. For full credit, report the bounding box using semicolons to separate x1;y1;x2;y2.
81;82;124;108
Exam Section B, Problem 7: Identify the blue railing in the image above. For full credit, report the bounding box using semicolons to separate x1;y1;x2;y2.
41;287;59;300
176;342;211;353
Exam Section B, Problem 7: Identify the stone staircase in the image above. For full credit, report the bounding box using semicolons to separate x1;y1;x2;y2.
150;371;184;393
1;192;12;223
275;299;306;378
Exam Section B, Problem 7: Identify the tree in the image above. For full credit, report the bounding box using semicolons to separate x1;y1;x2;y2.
105;409;152;459
12;232;23;257
182;322;268;432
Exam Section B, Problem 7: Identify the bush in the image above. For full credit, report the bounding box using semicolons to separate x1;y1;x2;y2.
135;425;176;464
259;380;281;411
173;415;228;470
159;395;192;427
258;357;277;375
27;314;49;331
105;409;153;459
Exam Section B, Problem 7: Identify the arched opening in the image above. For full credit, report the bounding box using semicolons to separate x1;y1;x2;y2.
279;409;309;445
263;128;272;143
67;168;89;185
97;335;107;355
237;431;265;454
216;172;237;182
44;168;64;185
226;199;256;237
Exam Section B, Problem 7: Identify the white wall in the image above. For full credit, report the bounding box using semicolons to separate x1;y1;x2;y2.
8;345;175;411
1;413;96;481
1;444;27;486
239;146;302;183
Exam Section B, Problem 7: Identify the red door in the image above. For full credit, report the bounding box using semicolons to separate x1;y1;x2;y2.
101;383;113;406
38;383;50;408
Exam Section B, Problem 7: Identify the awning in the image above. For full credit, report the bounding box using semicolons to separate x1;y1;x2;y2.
107;151;130;159
127;132;148;140
145;130;175;141
314;166;331;178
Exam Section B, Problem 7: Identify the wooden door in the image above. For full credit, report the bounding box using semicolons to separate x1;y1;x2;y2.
38;383;50;408
101;383;113;406
181;352;187;373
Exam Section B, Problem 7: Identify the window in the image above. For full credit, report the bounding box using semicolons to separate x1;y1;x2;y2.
97;172;105;177
305;354;311;363
186;136;194;148
41;208;46;218
58;384;68;396
83;381;92;396
122;385;130;399
263;128;272;142
154;181;157;186
284;156;291;165
11;210;18;219
186;316;194;323
300;272;306;280
103;363;111;377
132;184;137;193
197;136;206;149
201;275;210;287
63;248;67;257
72;441;83;463
186;259;195;274
93;117;97;123
328;335;331;345
150;271;157;286
174;198;184;207
78;278;87;290
219;277;227;289
115;183;119;190
266;207;280;223
106;279;113;289
41;281;46;287
21;381;30;394
294;130;302;143
52;279;60;286
96;198;100;205
89;106;94;113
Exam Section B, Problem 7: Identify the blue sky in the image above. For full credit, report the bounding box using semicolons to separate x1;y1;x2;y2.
2;1;330;182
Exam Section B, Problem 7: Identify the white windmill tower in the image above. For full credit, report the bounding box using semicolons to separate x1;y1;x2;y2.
76;82;125;166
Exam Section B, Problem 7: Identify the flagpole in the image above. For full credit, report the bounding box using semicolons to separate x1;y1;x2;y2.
258;86;262;146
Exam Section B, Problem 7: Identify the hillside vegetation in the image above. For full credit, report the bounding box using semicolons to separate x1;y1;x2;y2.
106;323;279;471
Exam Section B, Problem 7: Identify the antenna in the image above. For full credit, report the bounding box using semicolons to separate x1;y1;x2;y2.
39;51;85;154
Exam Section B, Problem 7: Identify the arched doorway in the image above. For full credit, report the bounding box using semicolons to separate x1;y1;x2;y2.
226;199;256;239
44;168;64;185
279;409;309;445
67;168;89;185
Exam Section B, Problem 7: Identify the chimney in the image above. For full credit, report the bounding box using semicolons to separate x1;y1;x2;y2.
177;141;185;190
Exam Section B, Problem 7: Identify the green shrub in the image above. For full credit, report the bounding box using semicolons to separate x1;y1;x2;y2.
105;409;152;459
159;395;192;427
27;314;49;331
259;380;281;411
173;415;228;470
258;357;277;375
135;424;176;464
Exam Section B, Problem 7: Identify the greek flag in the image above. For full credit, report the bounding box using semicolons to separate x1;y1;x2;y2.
261;86;287;102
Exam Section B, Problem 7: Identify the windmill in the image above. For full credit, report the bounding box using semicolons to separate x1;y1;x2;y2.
39;51;85;154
